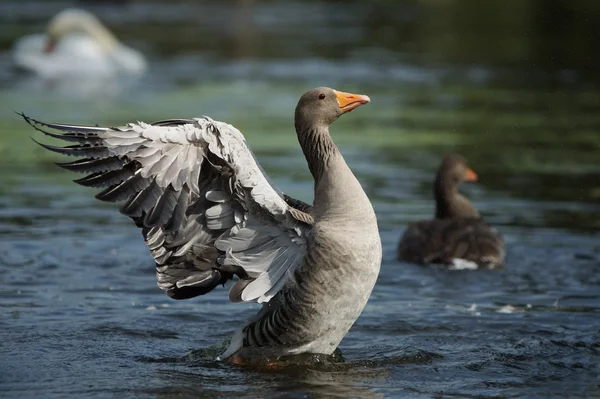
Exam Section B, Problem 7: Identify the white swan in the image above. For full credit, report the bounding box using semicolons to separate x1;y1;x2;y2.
12;8;146;78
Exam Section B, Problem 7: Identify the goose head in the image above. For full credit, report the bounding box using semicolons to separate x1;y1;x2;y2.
434;154;480;219
436;154;478;189
294;87;370;129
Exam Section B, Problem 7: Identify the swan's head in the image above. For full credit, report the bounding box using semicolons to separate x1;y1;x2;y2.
45;8;116;53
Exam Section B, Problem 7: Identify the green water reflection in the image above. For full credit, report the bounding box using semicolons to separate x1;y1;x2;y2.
0;0;598;232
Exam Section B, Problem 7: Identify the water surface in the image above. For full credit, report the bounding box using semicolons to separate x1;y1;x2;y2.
1;1;599;398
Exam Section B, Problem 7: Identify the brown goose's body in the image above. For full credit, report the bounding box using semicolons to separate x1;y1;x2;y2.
397;154;504;269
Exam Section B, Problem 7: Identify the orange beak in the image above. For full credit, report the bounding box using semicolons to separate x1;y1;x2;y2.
334;90;370;113
465;168;478;182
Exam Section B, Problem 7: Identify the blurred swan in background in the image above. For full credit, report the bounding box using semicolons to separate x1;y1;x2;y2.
12;8;147;79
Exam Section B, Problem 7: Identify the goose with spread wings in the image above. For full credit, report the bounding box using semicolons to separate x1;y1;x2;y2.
22;87;382;362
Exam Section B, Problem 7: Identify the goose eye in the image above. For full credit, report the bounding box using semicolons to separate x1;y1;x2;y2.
318;93;326;100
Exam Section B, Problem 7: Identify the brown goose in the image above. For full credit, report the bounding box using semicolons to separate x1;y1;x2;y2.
397;154;504;269
22;87;382;362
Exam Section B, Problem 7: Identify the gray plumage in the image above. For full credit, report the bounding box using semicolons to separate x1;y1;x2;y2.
21;87;381;361
397;154;505;269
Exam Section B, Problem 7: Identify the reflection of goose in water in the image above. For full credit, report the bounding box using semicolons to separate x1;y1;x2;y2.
22;87;381;363
12;8;146;79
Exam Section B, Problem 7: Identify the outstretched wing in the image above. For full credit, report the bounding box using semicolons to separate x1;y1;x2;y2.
22;113;312;303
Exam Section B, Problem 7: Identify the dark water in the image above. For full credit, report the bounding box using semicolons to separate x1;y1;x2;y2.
1;1;600;398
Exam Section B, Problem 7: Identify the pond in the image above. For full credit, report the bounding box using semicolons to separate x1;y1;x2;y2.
0;1;599;398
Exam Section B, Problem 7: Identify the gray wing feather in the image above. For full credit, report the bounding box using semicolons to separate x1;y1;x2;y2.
22;113;309;304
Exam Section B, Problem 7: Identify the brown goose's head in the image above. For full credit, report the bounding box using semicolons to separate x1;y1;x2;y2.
294;87;370;130
434;154;480;219
436;154;478;189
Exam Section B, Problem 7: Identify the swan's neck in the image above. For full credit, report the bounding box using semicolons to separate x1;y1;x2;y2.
83;22;119;52
51;17;120;52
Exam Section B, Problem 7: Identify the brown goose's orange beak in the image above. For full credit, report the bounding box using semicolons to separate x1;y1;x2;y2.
334;90;370;113
465;168;478;182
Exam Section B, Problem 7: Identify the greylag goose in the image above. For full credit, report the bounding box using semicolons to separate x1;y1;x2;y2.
397;154;504;269
13;8;146;78
21;87;381;362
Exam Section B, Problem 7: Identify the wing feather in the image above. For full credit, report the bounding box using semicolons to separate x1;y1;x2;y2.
73;161;136;187
23;113;310;304
56;157;127;174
